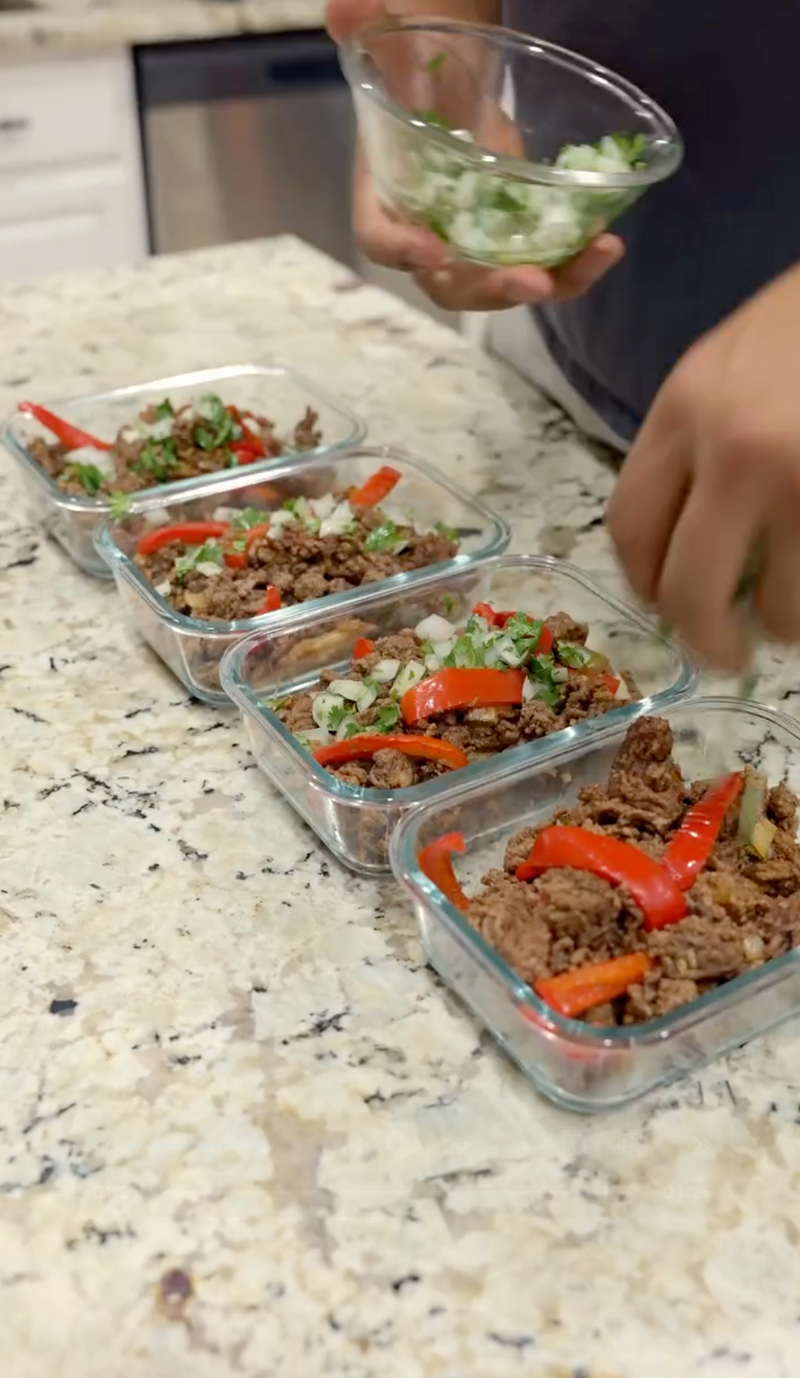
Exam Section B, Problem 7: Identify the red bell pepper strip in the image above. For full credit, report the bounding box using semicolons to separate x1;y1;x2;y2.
314;734;469;770
534;953;654;1019
223;521;271;570
516;826;687;932
353;637;375;660
567;668;620;695
261;585;282;613
349;465;402;507
136;521;228;556
418;831;470;913
472;602;498;625
663;772;744;891
230;443;262;465
19;400;112;452
401;667;525;726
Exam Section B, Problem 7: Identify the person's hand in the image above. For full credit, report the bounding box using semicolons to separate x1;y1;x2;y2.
326;0;624;311
607;263;800;668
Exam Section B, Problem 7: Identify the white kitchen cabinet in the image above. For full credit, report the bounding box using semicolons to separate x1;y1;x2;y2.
0;49;147;283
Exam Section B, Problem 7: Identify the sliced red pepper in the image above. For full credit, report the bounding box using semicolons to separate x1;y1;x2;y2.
353;637;375;660
224;521;272;567
19;400;112;452
418;832;470;913
230;442;262;465
314;734;469;770
472;602;498;625
260;585;282;613
516;825;687;932
136;521;228;557
349;465;402;507
536;624;554;654
663;772;744;891
401;667;525;726
534;953;654;1018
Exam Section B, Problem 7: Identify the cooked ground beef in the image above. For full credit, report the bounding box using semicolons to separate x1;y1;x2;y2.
138;503;458;621
467;717;800;1025
28;396;322;498
277;614;634;790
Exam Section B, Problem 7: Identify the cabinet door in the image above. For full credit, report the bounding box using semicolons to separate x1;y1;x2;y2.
0;170;139;282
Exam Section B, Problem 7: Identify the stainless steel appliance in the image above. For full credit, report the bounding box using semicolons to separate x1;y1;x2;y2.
135;32;360;267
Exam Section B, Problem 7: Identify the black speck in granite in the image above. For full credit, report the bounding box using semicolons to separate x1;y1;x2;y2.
488;1332;535;1350
178;840;208;863
49;999;78;1017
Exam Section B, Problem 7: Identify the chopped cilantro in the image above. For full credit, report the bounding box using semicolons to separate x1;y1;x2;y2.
193;393;237;452
556;641;593;669
327;703;350;732
374;703;401;733
425;51;447;74
108;489;133;519
65;462;104;496
135;436;178;482
344;721;362;740
365;519;404;553
230;507;269;530
440;593;457;615
174;541;223;582
434;522;460;543
610;132;648;167
264;695;291;712
155;399;174;421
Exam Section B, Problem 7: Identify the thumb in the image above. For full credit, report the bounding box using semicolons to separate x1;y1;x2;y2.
325;0;388;43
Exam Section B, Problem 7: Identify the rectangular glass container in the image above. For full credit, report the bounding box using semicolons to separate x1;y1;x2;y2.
220;554;696;875
1;363;365;577
390;697;800;1111
96;445;511;705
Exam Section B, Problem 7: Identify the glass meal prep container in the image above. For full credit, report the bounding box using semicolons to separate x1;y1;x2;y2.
390;697;800;1112
1;364;365;578
219;554;696;876
95;445;511;706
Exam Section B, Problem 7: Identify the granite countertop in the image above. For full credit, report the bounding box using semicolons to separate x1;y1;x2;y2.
0;0;327;55
2;236;800;1378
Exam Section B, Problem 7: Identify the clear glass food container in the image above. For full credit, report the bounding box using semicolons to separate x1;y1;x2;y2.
390;698;800;1112
341;18;682;268
220;555;696;875
95;446;511;706
1;364;365;578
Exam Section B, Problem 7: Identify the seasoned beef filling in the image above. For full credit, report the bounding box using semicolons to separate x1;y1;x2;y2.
277;611;634;789
467;717;800;1024
28;394;322;498
137;507;458;622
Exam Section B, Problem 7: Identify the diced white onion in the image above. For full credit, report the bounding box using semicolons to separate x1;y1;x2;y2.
371;659;400;684
297;727;330;746
312;693;344;729
552;666;570;683
144;507;170;527
319;501;354;537
357;683;378;713
243;415;262;435
522;678;536;702
120;426;138;444
328;680;364;701
431;637;456;660
155;580;172;597
196;561;223;578
69;444;114;471
424;654;441;673
309;492;336;520
267;510;296;535
141;417;174;442
392;660;427;699
415;614;456;642
212;505;240;522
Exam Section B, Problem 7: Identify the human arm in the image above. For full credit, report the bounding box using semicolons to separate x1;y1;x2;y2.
607;262;800;667
326;0;624;309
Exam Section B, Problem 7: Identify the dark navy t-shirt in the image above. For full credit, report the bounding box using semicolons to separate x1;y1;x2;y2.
503;1;800;439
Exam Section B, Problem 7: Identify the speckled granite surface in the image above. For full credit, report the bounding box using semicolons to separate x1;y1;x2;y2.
0;0;326;55
2;236;800;1378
